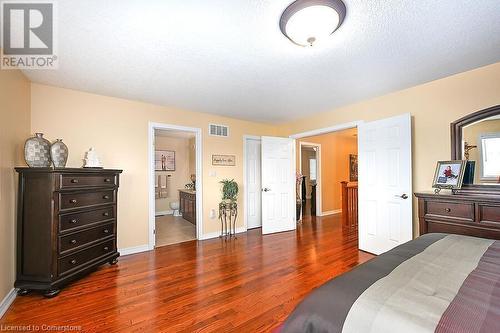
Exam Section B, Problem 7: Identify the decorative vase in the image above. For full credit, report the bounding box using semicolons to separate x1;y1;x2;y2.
50;139;68;168
24;133;51;167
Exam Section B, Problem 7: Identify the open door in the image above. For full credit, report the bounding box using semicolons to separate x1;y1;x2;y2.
358;114;412;255
261;136;296;235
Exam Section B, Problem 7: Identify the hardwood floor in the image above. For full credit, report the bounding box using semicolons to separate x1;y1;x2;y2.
1;214;373;332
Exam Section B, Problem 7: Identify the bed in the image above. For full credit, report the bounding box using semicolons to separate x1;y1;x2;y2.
281;233;500;333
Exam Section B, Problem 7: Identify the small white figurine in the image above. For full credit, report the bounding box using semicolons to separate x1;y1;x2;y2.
83;147;102;168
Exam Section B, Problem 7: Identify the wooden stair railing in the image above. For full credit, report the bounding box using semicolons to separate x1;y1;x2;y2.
341;181;358;231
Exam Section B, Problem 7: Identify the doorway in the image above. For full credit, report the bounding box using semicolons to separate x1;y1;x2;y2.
298;142;321;219
148;123;203;250
243;135;296;235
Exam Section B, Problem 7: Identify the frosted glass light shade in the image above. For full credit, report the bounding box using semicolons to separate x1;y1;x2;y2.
280;0;346;47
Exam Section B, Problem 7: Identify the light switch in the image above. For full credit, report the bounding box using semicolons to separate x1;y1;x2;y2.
209;170;217;177
210;209;216;219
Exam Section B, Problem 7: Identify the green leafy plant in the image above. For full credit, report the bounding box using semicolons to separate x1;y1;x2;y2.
220;179;239;202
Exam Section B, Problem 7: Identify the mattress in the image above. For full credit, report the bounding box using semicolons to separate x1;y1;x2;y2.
282;233;500;333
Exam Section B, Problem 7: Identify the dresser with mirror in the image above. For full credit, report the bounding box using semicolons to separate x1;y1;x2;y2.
415;105;500;238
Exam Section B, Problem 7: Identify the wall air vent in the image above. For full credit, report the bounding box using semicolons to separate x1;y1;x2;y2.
209;124;229;137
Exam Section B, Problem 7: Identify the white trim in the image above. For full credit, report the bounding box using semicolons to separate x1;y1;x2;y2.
200;227;247;240
299;141;322;217
289;121;363;139
243;135;262;231
321;209;342;216
155;210;173;216
0;288;17;319
148;122;203;250
119;244;151;256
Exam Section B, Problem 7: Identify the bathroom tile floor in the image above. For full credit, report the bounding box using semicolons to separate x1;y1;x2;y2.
155;214;196;247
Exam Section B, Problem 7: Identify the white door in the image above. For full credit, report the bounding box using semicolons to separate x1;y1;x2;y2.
261;136;296;235
358;114;412;255
246;138;262;229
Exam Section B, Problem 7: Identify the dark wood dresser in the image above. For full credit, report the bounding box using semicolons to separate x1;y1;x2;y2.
179;189;196;225
415;192;500;239
15;168;122;297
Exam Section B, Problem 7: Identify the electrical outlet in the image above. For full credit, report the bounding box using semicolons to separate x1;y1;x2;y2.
209;170;217;177
210;209;216;219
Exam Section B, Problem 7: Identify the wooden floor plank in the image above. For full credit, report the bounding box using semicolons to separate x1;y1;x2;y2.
1;214;373;332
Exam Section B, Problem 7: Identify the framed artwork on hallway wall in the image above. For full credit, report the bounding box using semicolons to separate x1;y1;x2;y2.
155;150;175;171
349;154;358;182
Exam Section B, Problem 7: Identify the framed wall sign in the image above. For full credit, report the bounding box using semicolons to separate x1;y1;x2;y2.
212;154;236;166
155;150;175;171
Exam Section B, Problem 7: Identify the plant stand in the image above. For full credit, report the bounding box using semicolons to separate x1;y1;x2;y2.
219;202;238;240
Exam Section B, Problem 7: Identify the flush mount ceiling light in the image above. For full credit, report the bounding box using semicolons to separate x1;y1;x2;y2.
280;0;346;47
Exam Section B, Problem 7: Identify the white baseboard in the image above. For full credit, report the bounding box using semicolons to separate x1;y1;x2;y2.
321;209;342;216
200;227;247;240
0;288;17;319
155;210;173;217
119;244;150;256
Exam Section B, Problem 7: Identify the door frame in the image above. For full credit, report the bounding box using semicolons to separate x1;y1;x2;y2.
243;135;262;230
148;122;203;250
290;120;363;219
298;141;322;216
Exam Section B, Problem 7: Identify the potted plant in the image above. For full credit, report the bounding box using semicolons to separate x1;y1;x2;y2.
220;179;239;203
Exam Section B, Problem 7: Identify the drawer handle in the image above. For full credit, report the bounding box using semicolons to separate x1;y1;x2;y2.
70;259;77;265
71;179;79;184
103;229;110;234
70;199;77;204
445;208;451;213
103;212;110;217
103;195;110;200
70;219;78;224
103;246;109;251
70;239;77;245
104;178;112;183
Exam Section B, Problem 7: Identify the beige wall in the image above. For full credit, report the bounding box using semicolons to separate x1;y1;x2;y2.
298;129;358;213
279;62;500;236
462;119;500;183
30;83;276;249
154;135;193;213
0;70;30;302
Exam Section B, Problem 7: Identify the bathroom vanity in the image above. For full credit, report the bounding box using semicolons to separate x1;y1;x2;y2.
179;189;196;225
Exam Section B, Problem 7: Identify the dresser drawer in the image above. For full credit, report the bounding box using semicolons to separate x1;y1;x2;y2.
425;201;474;221
59;206;115;232
479;205;500;225
59;190;115;211
58;173;117;189
58;239;115;276
59;223;115;254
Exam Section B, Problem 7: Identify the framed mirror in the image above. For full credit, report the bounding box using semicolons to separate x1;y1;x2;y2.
451;105;500;195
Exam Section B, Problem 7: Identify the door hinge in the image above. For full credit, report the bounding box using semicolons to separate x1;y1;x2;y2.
153;229;156;234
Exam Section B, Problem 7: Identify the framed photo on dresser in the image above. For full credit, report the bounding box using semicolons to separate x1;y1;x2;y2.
432;160;467;190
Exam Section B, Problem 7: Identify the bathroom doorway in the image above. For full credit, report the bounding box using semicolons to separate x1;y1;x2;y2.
148;123;202;249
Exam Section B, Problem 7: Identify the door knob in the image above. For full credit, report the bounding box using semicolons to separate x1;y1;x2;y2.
262;188;271;192
400;194;408;199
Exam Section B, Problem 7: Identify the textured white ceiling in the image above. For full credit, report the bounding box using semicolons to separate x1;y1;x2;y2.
21;0;500;123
